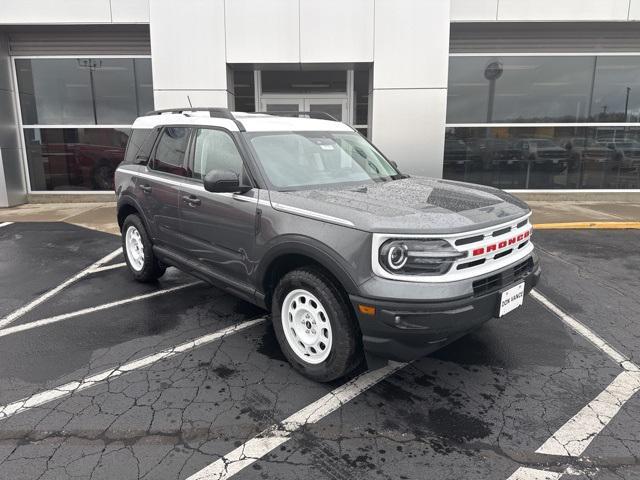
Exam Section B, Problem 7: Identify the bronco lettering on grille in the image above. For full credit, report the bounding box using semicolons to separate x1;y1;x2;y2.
471;229;531;257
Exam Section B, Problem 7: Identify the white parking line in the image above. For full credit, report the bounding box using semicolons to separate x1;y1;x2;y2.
507;290;640;480
0;248;122;329
186;361;407;480
0;222;13;228
536;370;640;457
89;262;127;273
0;281;202;339
0;317;265;420
507;467;562;480
531;290;639;371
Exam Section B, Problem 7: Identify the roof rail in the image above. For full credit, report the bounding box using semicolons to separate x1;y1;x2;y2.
144;107;246;132
253;111;339;122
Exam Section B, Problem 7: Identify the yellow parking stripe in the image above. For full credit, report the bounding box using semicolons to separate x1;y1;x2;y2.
533;221;640;230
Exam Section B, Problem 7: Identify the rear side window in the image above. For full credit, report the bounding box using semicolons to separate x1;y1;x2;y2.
150;127;190;176
123;128;156;165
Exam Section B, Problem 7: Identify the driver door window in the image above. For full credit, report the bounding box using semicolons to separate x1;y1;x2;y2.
191;128;244;180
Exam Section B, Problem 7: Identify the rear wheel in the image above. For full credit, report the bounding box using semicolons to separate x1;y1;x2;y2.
272;267;363;382
122;214;166;282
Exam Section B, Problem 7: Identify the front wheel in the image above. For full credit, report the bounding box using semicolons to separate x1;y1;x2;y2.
121;214;166;282
272;267;363;382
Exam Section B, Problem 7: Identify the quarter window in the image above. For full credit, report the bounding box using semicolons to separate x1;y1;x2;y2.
192;129;244;180
123;129;155;165
151;127;190;176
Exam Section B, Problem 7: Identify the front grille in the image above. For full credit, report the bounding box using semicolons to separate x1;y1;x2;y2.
453;216;533;276
472;257;534;297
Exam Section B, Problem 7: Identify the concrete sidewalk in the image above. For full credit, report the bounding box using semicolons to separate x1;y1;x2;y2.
0;203;119;234
1;200;640;235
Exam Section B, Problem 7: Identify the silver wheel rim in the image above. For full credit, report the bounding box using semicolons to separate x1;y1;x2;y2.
125;225;145;272
281;289;333;365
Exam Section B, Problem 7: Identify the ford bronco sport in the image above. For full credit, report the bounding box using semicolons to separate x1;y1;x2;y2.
115;108;540;382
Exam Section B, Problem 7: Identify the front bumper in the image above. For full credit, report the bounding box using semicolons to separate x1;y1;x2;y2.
350;254;541;362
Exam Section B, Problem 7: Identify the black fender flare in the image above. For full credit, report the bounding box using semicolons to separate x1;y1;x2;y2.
256;235;360;297
117;195;152;236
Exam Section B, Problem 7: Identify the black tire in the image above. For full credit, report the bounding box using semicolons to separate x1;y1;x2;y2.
92;162;115;190
121;214;166;282
272;267;363;382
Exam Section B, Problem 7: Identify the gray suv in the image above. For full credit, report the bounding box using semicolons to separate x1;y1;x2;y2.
115;108;540;382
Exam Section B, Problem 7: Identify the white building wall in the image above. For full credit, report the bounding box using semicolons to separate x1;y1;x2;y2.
225;0;299;64
150;0;229;109
299;0;374;63
0;0;150;24
631;0;640;20
450;0;498;21
110;0;150;23
372;0;450;178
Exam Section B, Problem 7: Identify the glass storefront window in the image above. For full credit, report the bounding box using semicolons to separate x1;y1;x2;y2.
15;57;153;192
444;127;640;189
16;58;153;125
446;55;640;189
591;57;640;123
24;128;131;191
447;56;595;124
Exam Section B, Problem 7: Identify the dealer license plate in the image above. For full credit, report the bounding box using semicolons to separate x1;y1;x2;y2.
498;282;525;317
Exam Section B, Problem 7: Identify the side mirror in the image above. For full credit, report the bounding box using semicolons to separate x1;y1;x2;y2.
135;154;149;165
203;170;251;193
389;160;398;169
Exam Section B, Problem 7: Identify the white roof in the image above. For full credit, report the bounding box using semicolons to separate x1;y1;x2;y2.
132;110;353;133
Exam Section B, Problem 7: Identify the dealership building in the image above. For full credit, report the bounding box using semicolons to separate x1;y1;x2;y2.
2;0;640;206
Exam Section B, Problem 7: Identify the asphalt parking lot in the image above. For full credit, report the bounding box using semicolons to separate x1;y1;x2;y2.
1;221;640;480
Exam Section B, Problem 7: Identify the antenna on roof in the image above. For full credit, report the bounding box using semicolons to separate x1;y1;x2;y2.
187;95;193;108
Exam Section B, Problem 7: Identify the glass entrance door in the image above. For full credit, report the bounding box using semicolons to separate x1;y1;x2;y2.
306;98;347;122
260;96;348;122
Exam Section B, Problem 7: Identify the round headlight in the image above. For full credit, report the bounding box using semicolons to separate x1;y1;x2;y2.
387;244;408;270
378;238;466;276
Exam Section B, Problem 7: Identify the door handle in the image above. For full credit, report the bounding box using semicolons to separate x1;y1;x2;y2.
139;184;152;194
182;194;201;206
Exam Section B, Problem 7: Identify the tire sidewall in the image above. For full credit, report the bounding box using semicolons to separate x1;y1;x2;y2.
122;214;160;281
272;269;360;381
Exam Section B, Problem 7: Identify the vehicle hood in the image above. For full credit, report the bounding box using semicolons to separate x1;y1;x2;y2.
267;176;531;234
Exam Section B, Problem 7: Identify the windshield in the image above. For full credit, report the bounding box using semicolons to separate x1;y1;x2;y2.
247;131;401;190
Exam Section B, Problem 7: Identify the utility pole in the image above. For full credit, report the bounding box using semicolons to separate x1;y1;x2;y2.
624;86;631;122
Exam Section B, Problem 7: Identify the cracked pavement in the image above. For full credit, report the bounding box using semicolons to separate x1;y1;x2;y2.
0;222;639;479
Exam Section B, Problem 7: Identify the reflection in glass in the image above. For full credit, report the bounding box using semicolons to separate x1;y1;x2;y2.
16;58;153;125
25;128;131;191
591;57;640;122
447;56;594;124
265;103;300;113
444;127;640;189
261;70;347;93
308;103;343;121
